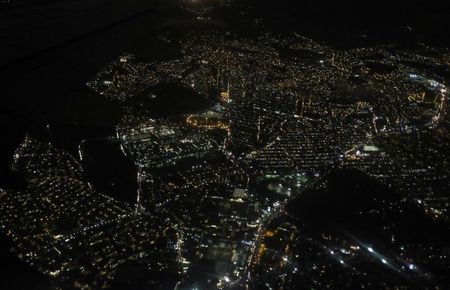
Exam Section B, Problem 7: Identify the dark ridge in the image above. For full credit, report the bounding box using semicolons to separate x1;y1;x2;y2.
287;168;449;244
81;139;137;204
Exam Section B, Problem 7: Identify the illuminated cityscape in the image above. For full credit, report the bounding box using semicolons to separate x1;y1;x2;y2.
0;0;449;289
